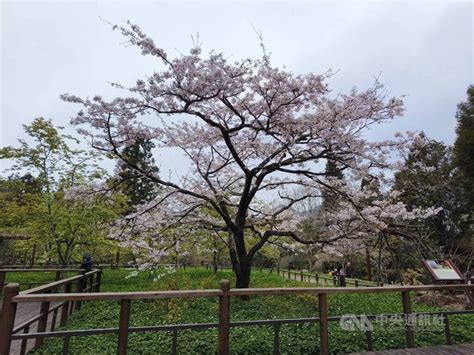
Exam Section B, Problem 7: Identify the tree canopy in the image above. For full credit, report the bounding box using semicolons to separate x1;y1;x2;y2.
60;22;440;287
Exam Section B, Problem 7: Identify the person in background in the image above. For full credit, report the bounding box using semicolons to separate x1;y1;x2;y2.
338;266;346;287
81;254;93;272
345;262;352;278
333;267;339;286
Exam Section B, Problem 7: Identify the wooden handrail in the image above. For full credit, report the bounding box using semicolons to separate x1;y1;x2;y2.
0;268;84;273
14;289;224;302
20;270;99;295
2;276;474;355
11;283;474;303
229;284;474;296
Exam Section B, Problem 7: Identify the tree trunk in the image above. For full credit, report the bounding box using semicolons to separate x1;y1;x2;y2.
235;260;251;289
30;244;36;267
228;227;253;290
365;247;372;281
212;250;218;273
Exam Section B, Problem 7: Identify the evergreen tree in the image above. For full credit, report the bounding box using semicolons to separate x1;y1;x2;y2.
320;155;344;212
115;137;160;208
452;85;474;273
394;135;472;271
453;85;474;183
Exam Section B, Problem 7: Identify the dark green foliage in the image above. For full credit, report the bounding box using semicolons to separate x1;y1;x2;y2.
0;118;124;266
321;156;344;212
453;85;474;184
394;133;472;273
33;269;473;354
114;137;160;209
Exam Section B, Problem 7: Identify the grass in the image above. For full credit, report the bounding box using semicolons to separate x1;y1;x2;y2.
22;268;473;354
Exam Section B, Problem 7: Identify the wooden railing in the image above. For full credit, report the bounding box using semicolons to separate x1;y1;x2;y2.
0;268;86;295
273;267;377;287
201;264;377;287
2;263;378;287
0;279;472;355
0;269;102;354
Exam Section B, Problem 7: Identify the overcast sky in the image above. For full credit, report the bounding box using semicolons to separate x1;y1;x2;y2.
1;1;472;176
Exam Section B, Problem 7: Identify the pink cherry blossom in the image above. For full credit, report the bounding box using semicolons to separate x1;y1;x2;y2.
62;22;439;288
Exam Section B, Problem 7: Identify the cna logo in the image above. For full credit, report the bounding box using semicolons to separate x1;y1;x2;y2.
339;314;374;331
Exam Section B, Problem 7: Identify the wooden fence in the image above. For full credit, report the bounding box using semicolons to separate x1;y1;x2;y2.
0;269;87;296
273;267;377;287
0;276;472;355
0;269;102;354
2;263;378;288
199;264;377;287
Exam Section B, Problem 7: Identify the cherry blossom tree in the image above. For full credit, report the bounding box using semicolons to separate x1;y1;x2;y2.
62;22;439;288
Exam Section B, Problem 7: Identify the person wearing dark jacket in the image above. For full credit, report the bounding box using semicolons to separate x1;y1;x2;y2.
81;254;93;272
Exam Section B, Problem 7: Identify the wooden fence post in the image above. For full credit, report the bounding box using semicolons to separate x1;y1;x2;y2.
444;313;452;345
75;272;86;311
401;291;415;348
300;271;304;282
35;291;51;348
60;283;72;326
218;279;231;355
0;271;5;293
89;274;94;292
355;280;359;287
117;299;131;355
95;269;102;292
318;293;329;355
365;330;373;351
30;243;37;267
114;251;120;270
0;283;19;355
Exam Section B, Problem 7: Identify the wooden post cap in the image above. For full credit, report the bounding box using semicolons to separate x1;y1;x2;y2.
219;279;231;291
4;283;20;293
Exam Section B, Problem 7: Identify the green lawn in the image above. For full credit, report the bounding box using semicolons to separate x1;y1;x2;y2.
28;268;473;354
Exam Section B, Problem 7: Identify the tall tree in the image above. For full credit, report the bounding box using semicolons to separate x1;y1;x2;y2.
320;155;344;212
394;134;472;272
0;118;122;266
115;137;160;208
452;86;474;273
453;85;474;184
62;22;438;288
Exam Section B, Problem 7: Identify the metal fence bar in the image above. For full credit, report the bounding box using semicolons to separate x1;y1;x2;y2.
171;329;178;355
273;323;281;355
365;330;373;351
62;335;70;355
